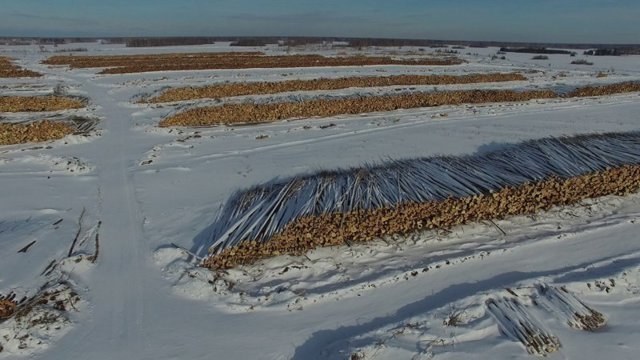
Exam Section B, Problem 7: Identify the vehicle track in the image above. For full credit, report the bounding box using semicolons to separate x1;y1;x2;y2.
144;94;640;168
45;62;148;357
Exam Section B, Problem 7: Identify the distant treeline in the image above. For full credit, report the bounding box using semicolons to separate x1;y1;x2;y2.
229;38;277;47
584;48;640;56
225;37;640;50
39;38;108;45
126;37;224;47
230;37;343;47
229;37;477;48
0;37;125;46
347;38;451;48
1;36;639;51
500;47;575;55
54;47;89;53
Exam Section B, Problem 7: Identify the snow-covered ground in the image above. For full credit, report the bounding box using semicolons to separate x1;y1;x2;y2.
1;42;640;359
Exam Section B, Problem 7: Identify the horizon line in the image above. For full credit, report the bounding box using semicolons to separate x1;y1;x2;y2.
1;35;639;47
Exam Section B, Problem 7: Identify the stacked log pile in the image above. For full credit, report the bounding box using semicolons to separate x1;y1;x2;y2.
535;284;607;331
0;57;41;78
0;295;17;319
160;89;556;127
486;297;561;356
566;81;640;97
0;96;86;112
204;165;640;268
43;52;265;68
43;53;463;74
145;73;527;103
0;121;75;145
202;132;640;269
160;81;640;128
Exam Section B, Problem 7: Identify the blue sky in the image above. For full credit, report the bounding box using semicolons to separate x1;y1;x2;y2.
1;0;638;43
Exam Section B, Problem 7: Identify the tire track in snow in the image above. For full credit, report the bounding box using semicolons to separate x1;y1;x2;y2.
34;60;150;358
149;94;640;167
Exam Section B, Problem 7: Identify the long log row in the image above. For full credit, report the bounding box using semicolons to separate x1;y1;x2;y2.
0;57;41;78
43;54;463;74
203;132;640;269
160;81;640;127
0;121;75;145
160;89;556;127
566;81;640;97
144;73;527;103
0;96;86;112
42;52;266;68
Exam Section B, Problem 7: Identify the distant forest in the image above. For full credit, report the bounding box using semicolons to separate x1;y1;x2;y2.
499;47;576;55
583;48;640;56
1;36;639;54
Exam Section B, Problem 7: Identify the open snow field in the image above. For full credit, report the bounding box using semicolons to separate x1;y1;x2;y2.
1;42;640;359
